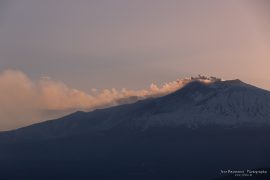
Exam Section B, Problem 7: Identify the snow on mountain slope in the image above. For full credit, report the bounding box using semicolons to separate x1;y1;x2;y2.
1;78;270;141
120;79;270;129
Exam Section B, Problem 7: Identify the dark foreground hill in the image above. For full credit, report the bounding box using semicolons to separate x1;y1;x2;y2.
0;79;270;180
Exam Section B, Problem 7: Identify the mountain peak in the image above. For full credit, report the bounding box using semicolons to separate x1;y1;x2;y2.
219;79;245;86
210;79;256;90
179;78;259;96
182;75;221;84
1;76;270;143
182;76;245;87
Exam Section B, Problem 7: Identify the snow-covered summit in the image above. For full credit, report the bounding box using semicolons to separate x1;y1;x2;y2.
175;75;222;87
1;78;270;141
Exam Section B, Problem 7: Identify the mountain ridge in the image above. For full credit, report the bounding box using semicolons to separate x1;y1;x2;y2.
1;79;270;142
1;78;270;180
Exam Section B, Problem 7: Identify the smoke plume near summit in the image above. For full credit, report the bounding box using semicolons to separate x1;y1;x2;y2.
0;69;208;131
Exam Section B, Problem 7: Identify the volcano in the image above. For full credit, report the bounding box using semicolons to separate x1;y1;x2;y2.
0;79;270;180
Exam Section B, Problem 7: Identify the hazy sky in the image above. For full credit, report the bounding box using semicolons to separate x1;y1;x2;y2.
0;0;269;130
0;0;269;90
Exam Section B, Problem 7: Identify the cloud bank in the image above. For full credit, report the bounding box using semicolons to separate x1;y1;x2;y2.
0;69;198;131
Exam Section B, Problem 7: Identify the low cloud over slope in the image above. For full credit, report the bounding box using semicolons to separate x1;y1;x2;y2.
1;70;212;130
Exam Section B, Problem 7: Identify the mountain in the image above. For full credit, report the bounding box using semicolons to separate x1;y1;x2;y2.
0;79;270;180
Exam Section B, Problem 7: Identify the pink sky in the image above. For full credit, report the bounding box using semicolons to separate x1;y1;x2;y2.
0;0;269;130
